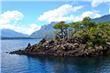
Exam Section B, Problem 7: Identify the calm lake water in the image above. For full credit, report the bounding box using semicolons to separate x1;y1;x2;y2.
1;39;110;73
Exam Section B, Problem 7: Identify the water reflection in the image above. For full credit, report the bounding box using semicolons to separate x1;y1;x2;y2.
29;56;110;73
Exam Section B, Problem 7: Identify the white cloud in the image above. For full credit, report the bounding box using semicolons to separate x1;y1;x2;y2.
0;11;41;35
0;10;24;25
38;4;83;23
70;11;101;22
73;6;84;12
39;9;101;22
81;11;101;18
82;0;110;7
92;0;110;7
25;24;41;35
38;3;101;23
37;4;102;23
91;0;103;7
0;10;24;20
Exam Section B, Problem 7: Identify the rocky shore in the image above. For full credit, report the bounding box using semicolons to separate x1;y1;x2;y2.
9;38;110;57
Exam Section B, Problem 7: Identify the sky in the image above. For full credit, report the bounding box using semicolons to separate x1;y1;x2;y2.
0;0;110;35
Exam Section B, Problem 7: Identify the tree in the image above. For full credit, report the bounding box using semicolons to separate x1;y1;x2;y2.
53;21;69;39
70;17;95;33
70;21;82;31
82;17;96;28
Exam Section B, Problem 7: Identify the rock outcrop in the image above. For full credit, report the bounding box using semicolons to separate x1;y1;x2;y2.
10;38;110;57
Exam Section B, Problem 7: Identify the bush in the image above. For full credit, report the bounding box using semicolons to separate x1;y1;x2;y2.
72;18;110;49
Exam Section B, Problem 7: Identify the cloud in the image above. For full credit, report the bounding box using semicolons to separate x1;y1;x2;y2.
38;4;83;23
0;10;24;25
38;4;101;23
70;11;101;22
82;0;110;7
0;11;41;35
91;0;110;7
25;24;41;35
81;11;101;18
0;10;24;20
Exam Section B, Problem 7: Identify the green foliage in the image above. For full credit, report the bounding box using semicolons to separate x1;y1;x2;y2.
82;17;96;28
74;21;110;47
53;21;69;29
70;22;82;31
53;21;70;39
70;17;96;32
71;17;110;48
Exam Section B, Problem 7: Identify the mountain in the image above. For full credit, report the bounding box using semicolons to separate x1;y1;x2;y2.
1;29;29;39
92;14;110;23
31;22;56;39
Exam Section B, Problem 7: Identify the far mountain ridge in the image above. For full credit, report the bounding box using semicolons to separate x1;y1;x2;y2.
1;29;29;39
30;22;57;38
92;14;110;22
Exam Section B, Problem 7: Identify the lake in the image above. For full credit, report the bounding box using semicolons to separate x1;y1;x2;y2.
1;39;110;73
